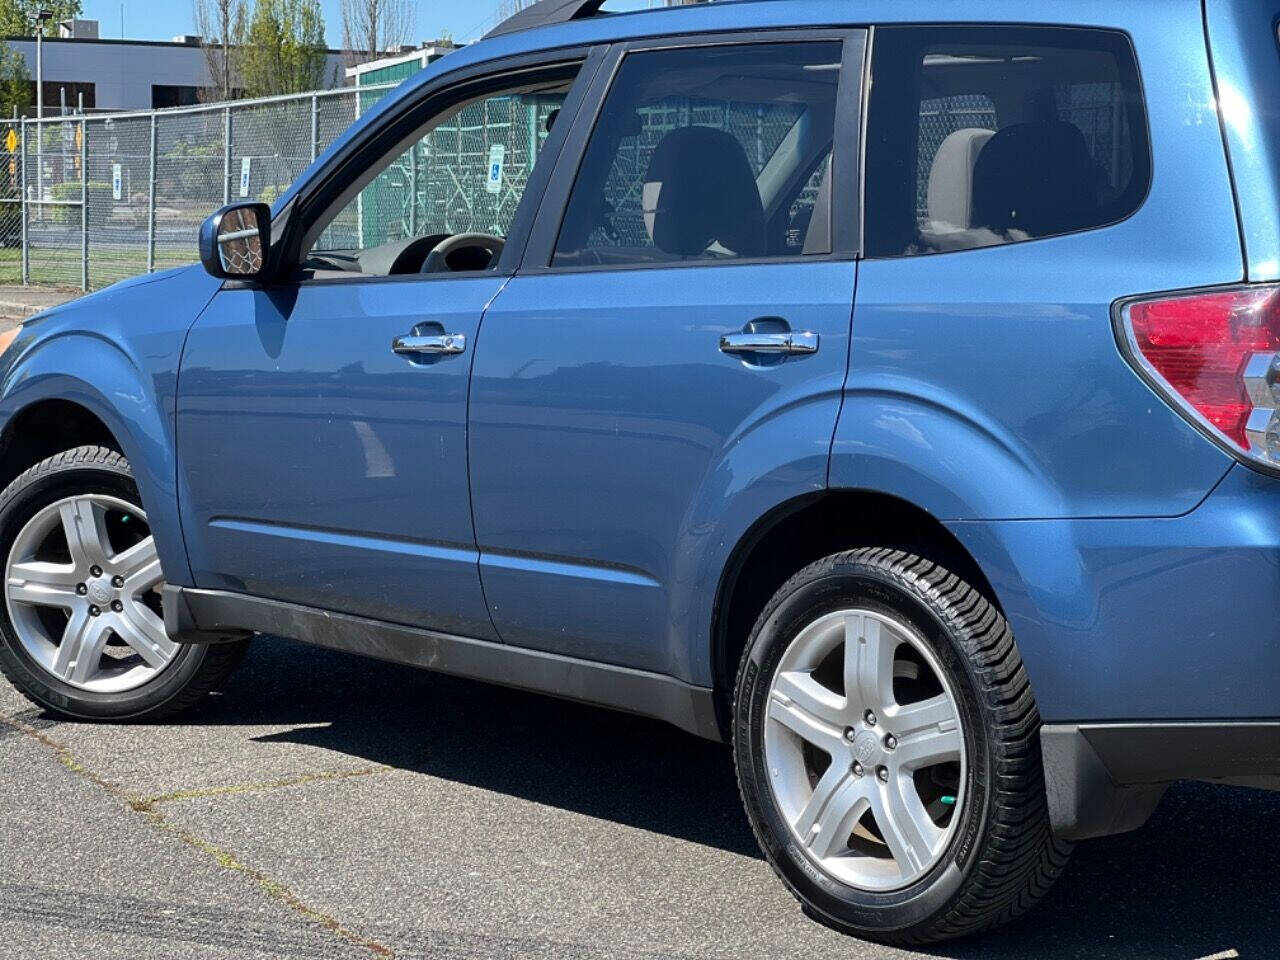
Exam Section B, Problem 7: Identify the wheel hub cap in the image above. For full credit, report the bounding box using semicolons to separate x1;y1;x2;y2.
763;608;966;892
5;494;175;693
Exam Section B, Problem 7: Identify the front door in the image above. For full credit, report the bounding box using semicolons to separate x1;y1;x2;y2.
468;35;863;677
177;59;589;638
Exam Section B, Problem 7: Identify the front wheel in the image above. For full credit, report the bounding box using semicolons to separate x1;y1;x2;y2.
733;548;1070;945
0;446;247;720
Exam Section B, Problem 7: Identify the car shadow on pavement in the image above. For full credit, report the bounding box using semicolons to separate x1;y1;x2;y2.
197;636;762;858
191;638;1276;959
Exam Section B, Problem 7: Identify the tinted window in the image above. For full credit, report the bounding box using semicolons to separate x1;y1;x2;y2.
308;78;575;273
553;42;842;268
864;27;1150;258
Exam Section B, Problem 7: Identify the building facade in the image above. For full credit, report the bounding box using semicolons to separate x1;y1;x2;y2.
4;26;351;115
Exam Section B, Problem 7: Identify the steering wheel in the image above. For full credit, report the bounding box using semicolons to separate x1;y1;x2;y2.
421;233;506;273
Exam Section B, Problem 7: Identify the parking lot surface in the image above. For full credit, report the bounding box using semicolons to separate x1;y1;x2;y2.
0;636;1268;959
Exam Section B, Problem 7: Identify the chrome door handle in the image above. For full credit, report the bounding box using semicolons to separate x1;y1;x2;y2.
392;333;466;356
718;331;819;355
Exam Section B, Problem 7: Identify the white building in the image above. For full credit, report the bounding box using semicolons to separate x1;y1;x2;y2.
4;20;351;116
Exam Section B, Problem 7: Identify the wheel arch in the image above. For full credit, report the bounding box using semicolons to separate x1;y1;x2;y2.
711;489;1003;735
0;337;192;586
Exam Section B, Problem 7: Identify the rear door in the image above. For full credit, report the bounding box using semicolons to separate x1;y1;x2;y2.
467;33;864;677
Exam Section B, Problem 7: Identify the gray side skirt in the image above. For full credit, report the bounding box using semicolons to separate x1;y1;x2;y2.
163;585;722;742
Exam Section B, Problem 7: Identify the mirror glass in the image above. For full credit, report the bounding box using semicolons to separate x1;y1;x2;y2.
217;206;266;275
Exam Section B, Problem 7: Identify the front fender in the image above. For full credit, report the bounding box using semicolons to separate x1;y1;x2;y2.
0;333;191;585
0;266;221;587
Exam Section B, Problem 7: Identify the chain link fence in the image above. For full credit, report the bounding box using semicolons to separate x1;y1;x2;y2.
0;74;848;291
0;83;396;291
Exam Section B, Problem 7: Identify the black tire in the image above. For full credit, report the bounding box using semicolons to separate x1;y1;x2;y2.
733;548;1071;945
0;445;248;721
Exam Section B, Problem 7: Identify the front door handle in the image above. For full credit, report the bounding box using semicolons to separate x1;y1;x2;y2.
718;331;819;355
392;332;466;356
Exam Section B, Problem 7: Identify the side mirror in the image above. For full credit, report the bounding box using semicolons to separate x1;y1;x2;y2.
199;202;272;280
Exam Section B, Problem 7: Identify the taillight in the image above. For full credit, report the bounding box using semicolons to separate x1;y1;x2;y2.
1118;284;1280;467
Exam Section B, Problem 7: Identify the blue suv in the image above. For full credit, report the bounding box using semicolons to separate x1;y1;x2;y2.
1;0;1278;944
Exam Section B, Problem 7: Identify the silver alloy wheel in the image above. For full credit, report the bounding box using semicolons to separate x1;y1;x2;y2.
764;608;966;891
5;494;175;693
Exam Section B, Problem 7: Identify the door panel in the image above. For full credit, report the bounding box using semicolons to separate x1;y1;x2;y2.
177;277;502;638
468;262;854;674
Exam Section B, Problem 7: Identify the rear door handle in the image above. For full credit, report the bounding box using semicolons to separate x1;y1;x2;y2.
718;331;819;355
392;333;466;356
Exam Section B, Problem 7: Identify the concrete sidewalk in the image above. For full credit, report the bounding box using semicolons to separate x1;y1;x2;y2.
0;284;81;324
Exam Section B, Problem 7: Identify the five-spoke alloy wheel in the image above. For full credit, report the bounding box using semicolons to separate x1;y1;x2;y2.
734;548;1071;945
7;493;174;692
0;446;249;720
764;608;965;891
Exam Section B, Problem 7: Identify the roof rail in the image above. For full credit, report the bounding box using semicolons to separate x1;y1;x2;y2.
483;0;609;39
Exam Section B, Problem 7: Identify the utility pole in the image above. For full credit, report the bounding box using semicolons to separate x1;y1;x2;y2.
32;9;53;209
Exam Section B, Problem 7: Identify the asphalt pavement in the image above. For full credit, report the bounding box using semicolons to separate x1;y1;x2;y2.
0;636;1272;960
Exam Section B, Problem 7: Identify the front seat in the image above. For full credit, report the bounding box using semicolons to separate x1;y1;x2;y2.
971;119;1099;240
641;126;766;258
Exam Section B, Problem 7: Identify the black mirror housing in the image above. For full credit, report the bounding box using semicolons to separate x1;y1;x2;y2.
199;203;272;280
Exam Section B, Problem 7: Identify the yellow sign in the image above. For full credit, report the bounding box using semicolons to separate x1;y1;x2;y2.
4;129;16;154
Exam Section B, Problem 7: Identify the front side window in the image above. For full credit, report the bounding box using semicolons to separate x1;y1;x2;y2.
553;41;843;268
305;73;576;278
864;26;1150;257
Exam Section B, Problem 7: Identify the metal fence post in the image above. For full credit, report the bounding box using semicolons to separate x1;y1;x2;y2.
311;92;319;162
223;106;232;205
80;119;88;292
408;142;418;237
19;120;27;286
147;113;157;273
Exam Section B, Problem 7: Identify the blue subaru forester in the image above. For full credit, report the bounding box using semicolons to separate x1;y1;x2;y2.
0;0;1276;944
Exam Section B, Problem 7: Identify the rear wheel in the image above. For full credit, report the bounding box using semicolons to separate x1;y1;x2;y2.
733;548;1070;944
0;446;247;720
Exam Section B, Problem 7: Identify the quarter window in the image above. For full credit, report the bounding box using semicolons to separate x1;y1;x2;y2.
553;41;843;268
864;26;1150;257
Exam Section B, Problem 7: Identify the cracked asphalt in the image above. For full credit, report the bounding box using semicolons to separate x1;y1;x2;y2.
0;635;1274;959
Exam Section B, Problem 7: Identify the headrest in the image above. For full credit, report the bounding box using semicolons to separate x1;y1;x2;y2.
926;128;994;231
642;126;765;258
971;120;1099;240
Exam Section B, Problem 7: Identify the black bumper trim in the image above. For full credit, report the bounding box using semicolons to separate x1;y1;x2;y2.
1041;722;1280;841
163;585;722;742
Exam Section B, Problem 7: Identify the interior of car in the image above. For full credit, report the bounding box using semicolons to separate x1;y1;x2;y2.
300;80;575;279
866;28;1148;257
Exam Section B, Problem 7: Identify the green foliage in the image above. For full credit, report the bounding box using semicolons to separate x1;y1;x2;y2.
0;42;29;119
49;180;113;224
163;139;224;199
258;183;290;206
0;0;83;37
238;0;327;98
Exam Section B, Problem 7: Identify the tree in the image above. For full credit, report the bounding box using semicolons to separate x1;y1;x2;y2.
238;0;326;97
194;0;247;102
341;0;413;65
0;0;82;36
0;43;30;118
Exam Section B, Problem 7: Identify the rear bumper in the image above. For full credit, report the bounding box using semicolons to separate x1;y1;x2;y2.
1042;721;1280;840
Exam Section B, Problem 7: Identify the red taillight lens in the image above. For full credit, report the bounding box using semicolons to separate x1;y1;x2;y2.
1121;285;1280;459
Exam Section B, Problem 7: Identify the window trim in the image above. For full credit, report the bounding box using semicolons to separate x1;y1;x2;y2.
255;44;608;288
859;23;1153;260
518;28;867;277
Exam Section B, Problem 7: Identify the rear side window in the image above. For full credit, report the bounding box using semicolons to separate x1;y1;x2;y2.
552;41;843;268
864;26;1150;258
